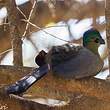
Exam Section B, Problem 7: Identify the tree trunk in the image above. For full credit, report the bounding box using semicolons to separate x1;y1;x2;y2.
105;0;110;79
6;0;23;66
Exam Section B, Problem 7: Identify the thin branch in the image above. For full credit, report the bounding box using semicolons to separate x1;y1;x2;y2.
22;19;70;43
0;49;12;57
16;6;28;20
22;0;37;38
44;24;68;28
0;50;11;63
0;23;10;26
64;21;74;40
26;37;39;51
101;67;109;73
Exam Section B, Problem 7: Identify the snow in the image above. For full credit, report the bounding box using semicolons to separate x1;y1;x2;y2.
0;7;7;23
69;18;92;40
96;16;105;24
15;0;29;5
95;70;109;80
31;21;71;52
0;51;13;65
1;38;37;67
76;0;90;3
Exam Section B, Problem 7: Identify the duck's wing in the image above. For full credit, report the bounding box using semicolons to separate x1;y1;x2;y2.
47;44;103;79
46;43;82;66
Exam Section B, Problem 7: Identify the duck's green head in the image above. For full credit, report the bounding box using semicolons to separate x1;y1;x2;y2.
83;28;105;54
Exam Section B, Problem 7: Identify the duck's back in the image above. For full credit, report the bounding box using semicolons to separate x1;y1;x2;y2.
46;44;103;79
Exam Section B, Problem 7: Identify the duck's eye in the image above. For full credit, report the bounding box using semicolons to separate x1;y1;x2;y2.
94;38;99;43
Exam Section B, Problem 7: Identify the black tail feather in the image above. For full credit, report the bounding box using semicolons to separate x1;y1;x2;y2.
5;64;49;95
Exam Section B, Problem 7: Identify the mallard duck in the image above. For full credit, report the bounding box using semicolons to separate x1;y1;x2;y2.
5;28;105;95
47;29;105;78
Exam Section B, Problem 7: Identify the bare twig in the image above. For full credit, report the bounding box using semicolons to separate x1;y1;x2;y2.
44;24;67;28
0;49;12;63
101;67;109;72
26;37;39;51
0;48;12;57
22;0;37;38
0;23;9;26
65;21;74;40
16;6;28;20
22;19;70;43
